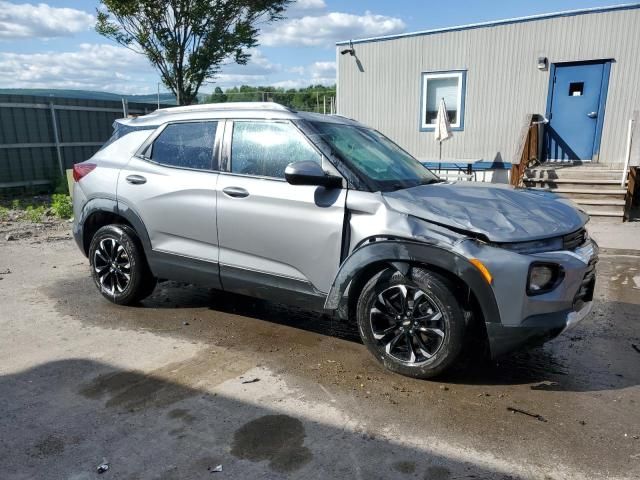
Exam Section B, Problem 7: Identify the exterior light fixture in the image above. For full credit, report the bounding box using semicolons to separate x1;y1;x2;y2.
537;57;548;71
341;40;355;56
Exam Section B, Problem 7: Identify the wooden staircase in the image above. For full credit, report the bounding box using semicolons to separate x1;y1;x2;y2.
524;163;627;220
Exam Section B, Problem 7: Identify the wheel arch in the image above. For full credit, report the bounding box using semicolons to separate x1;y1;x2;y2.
79;198;151;257
325;240;501;329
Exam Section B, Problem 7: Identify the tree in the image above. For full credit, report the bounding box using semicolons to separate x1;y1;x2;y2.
96;0;290;105
209;86;227;103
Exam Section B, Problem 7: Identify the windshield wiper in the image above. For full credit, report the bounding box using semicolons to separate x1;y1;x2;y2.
421;178;444;185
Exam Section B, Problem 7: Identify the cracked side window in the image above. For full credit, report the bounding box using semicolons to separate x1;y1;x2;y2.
151;122;217;170
231;121;321;179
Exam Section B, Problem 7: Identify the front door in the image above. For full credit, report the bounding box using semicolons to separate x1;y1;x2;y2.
216;120;346;302
546;61;610;161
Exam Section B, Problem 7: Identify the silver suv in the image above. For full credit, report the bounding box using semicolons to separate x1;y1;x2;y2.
72;103;597;378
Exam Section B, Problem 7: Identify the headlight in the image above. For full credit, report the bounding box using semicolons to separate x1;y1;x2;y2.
527;263;564;295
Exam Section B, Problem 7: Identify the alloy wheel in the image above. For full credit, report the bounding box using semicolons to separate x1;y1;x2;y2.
370;284;446;365
93;237;131;295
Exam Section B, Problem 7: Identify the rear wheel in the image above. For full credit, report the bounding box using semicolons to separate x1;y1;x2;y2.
356;267;466;379
89;224;156;305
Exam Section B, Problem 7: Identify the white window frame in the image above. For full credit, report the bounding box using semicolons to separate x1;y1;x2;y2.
420;70;466;131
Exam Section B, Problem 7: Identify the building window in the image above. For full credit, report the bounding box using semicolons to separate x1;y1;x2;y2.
420;71;466;131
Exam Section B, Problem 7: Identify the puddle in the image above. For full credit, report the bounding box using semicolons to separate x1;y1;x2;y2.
231;414;312;473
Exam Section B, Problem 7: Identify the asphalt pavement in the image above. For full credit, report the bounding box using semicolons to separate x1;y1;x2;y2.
0;220;638;479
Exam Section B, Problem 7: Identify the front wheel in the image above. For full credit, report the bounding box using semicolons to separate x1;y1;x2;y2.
356;267;466;379
89;224;156;305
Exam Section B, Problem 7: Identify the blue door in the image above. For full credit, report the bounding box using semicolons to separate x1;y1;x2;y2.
546;62;610;161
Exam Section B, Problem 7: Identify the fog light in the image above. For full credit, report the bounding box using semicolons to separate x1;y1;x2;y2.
527;263;563;295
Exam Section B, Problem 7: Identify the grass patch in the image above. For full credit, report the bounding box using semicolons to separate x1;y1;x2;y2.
0;206;9;222
24;205;47;223
51;194;73;219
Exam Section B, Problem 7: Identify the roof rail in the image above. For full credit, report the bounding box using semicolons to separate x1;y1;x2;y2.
156;101;294;114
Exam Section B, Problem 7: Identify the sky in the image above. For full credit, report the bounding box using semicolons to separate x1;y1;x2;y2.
0;0;628;95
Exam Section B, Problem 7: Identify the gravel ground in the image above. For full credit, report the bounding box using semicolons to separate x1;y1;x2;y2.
0;216;638;480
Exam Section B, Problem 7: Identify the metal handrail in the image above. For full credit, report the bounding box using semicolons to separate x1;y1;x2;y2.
622;117;635;187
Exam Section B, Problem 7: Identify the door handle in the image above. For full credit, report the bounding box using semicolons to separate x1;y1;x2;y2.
587;111;598;118
126;174;147;185
222;186;249;198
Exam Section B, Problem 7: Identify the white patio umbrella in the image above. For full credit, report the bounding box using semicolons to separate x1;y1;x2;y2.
434;97;453;160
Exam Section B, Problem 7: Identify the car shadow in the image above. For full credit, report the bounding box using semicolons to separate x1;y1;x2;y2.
49;276;640;394
142;282;640;394
0;358;527;479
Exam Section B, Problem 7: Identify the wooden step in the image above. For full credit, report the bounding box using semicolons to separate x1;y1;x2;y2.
570;198;624;216
584;209;624;218
525;169;624;180
529;187;627;200
572;198;625;206
524;178;623;184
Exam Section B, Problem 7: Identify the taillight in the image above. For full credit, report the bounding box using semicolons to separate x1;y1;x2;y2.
73;163;96;182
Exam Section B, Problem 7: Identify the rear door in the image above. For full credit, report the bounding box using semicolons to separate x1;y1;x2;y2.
216;119;346;299
117;120;221;274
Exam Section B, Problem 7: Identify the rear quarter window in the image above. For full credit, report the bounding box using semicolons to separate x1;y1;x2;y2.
100;123;157;151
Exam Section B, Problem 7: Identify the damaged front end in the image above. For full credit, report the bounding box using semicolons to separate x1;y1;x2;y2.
328;185;597;359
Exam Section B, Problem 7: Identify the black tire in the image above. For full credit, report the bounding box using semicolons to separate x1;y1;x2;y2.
356;267;466;379
88;224;156;305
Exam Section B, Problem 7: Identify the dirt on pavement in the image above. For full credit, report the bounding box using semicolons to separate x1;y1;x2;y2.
0;217;638;479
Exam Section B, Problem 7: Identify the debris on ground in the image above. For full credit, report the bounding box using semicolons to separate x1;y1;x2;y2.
632;344;640;354
4;234;15;241
507;406;548;423
97;462;110;474
0;269;11;275
241;378;260;384
439;385;449;391
182;321;190;326
208;465;223;473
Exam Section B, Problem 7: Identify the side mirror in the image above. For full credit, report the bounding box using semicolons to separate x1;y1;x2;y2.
284;161;342;188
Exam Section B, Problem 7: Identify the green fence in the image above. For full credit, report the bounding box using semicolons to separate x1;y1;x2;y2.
0;94;158;190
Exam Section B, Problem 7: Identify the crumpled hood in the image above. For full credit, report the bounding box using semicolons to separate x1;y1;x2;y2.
383;182;588;243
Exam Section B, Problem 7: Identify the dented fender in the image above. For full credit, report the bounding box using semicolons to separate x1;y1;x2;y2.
323;239;501;326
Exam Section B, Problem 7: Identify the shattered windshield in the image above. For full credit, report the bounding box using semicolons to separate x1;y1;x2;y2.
308;121;440;192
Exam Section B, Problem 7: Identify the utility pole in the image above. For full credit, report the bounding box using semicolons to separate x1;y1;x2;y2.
157;82;160;109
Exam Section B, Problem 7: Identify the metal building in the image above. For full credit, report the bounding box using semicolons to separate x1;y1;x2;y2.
336;3;640;167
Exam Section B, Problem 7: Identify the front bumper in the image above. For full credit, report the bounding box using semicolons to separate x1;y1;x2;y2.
485;300;593;357
455;238;598;358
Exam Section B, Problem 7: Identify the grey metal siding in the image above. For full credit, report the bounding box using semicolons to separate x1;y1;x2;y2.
337;8;640;165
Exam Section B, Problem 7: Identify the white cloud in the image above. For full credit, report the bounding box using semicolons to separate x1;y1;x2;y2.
293;0;326;9
309;61;336;78
279;61;335;87
0;1;94;39
0;43;288;93
210;49;282;87
285;0;326;18
221;49;281;76
261;11;405;47
0;44;157;94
